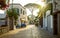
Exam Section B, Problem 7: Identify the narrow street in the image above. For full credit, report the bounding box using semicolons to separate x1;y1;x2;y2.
0;25;57;38
0;0;60;38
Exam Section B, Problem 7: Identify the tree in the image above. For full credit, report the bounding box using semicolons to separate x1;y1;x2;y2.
7;8;19;20
24;3;41;23
6;8;19;30
34;16;39;26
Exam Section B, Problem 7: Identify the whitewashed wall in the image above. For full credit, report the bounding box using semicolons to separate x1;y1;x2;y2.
47;15;53;33
43;10;51;29
43;10;53;34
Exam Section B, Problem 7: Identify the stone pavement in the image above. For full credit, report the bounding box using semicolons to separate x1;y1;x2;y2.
0;25;57;38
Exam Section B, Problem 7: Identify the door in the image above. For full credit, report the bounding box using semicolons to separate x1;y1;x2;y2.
53;14;58;35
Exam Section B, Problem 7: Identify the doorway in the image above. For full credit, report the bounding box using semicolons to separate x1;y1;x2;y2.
53;13;58;35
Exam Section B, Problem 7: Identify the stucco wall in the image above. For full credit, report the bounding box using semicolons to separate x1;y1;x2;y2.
43;10;53;34
55;0;60;10
53;0;60;12
47;15;53;34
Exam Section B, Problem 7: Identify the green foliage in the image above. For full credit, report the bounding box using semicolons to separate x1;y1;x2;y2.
38;3;53;18
6;8;19;20
34;16;39;26
44;3;52;13
34;16;39;21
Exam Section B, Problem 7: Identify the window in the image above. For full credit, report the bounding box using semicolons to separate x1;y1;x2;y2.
14;8;19;14
16;8;19;13
21;9;22;14
17;9;19;13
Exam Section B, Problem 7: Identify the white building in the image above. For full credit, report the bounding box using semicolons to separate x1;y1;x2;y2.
9;3;27;26
42;0;60;35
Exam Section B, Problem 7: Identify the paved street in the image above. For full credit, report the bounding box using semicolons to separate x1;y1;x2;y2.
0;25;57;38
